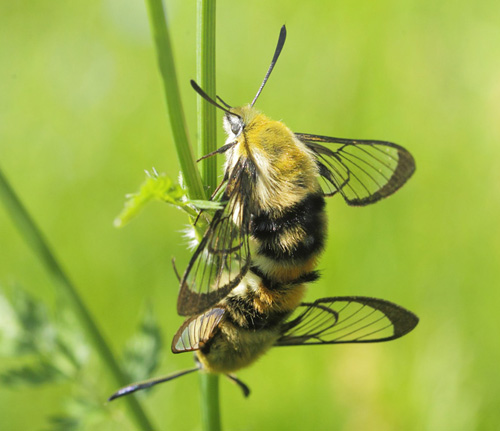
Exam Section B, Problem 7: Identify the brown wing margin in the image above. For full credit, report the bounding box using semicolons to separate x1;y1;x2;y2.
177;158;252;316
296;133;415;206
171;307;226;353
275;296;418;346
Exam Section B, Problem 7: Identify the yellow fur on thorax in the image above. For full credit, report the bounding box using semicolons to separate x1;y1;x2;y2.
230;108;320;213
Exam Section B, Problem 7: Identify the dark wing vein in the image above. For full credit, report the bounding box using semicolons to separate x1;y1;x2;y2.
171;307;226;353
177;159;252;316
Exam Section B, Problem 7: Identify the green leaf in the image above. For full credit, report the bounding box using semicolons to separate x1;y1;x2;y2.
0;288;56;357
0;287;87;381
122;304;163;385
45;415;80;431
0;292;24;356
44;397;111;431
114;169;226;228
15;289;58;356
189;199;225;210
114;169;187;227
0;361;62;387
51;307;89;376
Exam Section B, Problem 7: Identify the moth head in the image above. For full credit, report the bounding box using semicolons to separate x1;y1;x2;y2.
223;111;244;138
223;105;260;139
191;25;287;141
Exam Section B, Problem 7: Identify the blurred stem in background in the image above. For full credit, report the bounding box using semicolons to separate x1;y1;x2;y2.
145;0;221;429
0;170;155;431
0;0;222;429
144;0;206;201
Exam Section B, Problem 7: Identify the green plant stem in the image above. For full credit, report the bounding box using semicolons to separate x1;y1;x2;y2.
145;0;221;428
197;0;218;193
145;0;206;201
196;1;221;430
0;168;155;431
199;372;221;431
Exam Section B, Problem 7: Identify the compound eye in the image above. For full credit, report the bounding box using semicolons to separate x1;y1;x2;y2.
227;115;243;136
231;122;242;135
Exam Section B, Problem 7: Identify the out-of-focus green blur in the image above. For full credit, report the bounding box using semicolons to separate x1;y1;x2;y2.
1;0;499;429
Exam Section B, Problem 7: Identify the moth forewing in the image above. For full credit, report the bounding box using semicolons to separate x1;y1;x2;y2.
177;168;252;316
297;134;416;205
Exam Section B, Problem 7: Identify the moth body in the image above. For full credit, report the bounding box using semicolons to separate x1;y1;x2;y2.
107;25;419;402
172;27;417;376
196;320;281;373
195;106;326;372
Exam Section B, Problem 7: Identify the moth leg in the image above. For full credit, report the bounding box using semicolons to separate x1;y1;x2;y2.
193;354;251;398
225;373;251;398
171;257;181;282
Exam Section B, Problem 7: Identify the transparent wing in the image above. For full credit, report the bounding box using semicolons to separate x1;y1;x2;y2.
177;159;252;316
296;133;415;206
171;307;225;353
276;296;418;346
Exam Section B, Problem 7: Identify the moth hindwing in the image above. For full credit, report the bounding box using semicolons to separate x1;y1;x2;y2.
172;307;225;353
276;296;419;346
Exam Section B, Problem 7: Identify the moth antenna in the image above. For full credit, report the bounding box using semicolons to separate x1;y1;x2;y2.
216;95;232;109
251;25;287;107
191;80;240;118
108;367;200;401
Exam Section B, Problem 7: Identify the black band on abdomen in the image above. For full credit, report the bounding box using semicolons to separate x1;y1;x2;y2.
251;193;326;261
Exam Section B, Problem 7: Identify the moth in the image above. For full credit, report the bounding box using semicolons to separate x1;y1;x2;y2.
110;25;418;401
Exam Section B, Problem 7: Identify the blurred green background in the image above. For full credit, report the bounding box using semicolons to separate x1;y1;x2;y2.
1;0;499;429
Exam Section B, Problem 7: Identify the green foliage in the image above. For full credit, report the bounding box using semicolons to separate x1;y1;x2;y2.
0;287;163;430
46;415;80;431
44;397;114;431
121;303;163;385
0;289;51;357
0;289;85;384
1;362;62;387
114;169;224;228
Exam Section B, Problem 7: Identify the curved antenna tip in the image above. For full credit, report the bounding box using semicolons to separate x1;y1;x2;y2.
190;79;200;91
251;25;288;107
191;80;237;117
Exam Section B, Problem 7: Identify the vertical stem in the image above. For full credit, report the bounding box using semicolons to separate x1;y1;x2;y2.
0;168;155;431
145;0;206;201
199;372;221;431
146;0;221;428
197;0;218;193
196;1;222;430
